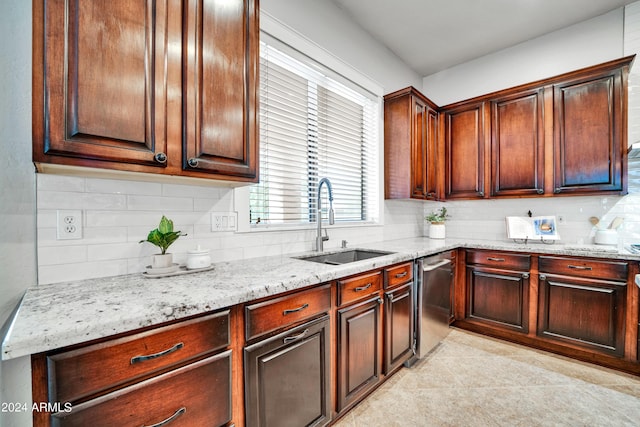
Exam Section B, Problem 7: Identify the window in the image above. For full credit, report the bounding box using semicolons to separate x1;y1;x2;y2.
250;34;380;227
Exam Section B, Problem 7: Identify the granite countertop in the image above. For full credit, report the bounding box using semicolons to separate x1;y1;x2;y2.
3;237;639;361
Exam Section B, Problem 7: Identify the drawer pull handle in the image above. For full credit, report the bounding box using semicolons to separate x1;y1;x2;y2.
284;328;309;344
568;265;593;271
144;407;186;427
354;283;372;292
283;303;309;316
130;342;184;364
395;272;408;279
487;257;505;262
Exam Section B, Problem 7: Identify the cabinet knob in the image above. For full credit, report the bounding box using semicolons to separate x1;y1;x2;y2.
536;189;544;195
540;274;547;281
187;158;199;168
154;152;167;164
522;273;530;279
554;188;561;193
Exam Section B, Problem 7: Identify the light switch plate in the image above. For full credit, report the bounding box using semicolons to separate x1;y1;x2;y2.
211;212;238;232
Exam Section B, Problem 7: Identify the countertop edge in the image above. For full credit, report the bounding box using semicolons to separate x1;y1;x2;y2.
3;238;638;360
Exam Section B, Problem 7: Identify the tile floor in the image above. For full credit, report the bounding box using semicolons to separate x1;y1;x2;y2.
333;328;640;426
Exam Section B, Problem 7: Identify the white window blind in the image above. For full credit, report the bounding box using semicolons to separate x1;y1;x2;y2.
251;35;379;226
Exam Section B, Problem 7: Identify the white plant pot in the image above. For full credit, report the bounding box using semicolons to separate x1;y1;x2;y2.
429;223;446;239
152;253;174;269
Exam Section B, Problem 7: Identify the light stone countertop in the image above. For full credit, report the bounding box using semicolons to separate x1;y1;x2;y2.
2;237;639;360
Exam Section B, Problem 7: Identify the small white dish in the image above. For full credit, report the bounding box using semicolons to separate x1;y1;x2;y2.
145;263;179;275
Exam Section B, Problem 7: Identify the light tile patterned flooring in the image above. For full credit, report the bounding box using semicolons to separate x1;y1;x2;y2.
333;328;640;426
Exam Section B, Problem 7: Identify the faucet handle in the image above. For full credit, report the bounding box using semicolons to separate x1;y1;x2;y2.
322;229;329;242
341;240;348;248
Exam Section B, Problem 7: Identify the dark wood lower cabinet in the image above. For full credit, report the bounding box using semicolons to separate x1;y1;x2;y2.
466;266;529;332
244;315;331;427
337;296;383;412
538;274;626;356
384;282;414;374
50;351;232;427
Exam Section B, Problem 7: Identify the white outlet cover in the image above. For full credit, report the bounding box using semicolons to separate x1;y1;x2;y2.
57;210;83;240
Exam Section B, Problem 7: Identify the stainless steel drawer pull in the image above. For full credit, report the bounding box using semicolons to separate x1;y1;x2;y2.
283;303;309;315
395;272;408;279
487;257;505;262
568;265;593;270
354;283;372;292
144;407;186;427
284;328;309;344
130;342;184;365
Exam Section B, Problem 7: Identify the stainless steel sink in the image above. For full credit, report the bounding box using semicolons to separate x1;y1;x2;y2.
296;249;394;265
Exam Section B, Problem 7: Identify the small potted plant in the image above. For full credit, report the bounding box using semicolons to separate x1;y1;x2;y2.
140;216;186;269
425;207;448;239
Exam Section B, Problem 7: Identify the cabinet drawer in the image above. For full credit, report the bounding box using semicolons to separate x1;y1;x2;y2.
466;250;530;270
338;271;383;306
245;284;331;342
385;262;413;289
51;351;232;427
48;310;230;404
539;256;628;281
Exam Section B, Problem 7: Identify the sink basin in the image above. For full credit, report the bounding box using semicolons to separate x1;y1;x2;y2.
296;249;394;265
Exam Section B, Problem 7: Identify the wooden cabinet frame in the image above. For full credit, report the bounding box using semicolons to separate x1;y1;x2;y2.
455;249;640;376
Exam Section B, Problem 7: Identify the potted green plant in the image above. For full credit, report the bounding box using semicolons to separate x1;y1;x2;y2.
425;207;448;239
139;216;186;268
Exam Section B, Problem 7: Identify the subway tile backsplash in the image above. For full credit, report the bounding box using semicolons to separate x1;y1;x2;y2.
36;174;408;285
36;173;640;285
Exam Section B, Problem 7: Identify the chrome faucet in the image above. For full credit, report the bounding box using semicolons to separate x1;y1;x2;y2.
315;177;335;251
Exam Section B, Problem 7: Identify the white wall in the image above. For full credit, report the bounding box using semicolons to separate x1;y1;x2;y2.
0;1;36;426
262;0;423;93
423;8;625;106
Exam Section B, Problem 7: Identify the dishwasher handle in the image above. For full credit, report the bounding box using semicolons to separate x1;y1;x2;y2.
422;259;451;272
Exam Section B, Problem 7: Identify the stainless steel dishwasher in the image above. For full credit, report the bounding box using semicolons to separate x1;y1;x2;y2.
406;251;454;365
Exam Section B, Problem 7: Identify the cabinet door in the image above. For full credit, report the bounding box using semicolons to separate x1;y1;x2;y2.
244;315;331;427
384;282;414;374
553;69;625;194
466;266;529;333
411;99;439;199
538;274;626;356
491;89;544;197
337;296;383;412
183;0;259;179
444;103;485;199
51;351;232;427
34;0;173;167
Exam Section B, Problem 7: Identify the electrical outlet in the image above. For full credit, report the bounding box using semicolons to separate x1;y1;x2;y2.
558;215;565;224
211;212;238;232
57;210;83;240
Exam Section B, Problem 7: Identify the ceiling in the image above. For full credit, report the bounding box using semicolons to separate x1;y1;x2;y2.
330;0;636;76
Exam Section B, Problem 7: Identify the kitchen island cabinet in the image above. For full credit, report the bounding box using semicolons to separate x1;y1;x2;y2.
33;0;258;183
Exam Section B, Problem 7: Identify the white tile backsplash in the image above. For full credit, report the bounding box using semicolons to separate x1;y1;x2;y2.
36;173;640;285
36;174;411;284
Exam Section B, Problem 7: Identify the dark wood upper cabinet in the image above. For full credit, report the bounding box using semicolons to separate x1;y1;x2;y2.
384;87;440;200
33;0;259;182
385;56;634;200
490;88;545;197
553;62;629;195
33;0;174;167
183;0;258;178
443;102;486;199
